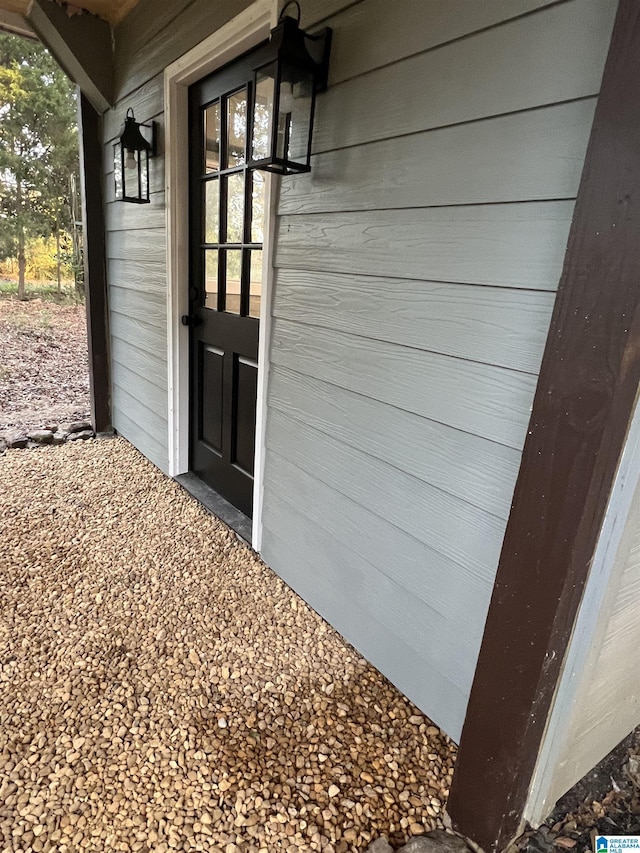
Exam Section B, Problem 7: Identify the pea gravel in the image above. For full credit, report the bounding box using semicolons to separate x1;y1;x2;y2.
0;437;456;853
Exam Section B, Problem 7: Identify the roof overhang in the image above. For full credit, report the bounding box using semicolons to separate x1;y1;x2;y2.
0;7;35;37
0;0;140;26
0;0;129;113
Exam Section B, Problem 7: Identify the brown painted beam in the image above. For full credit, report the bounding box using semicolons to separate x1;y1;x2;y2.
78;92;112;434
447;1;640;849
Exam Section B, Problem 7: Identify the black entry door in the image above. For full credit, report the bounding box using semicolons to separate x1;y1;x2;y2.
188;52;267;518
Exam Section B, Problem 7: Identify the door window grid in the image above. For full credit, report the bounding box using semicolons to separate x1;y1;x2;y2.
200;86;264;318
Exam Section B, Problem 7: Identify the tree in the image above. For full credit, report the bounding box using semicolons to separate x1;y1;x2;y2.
0;32;79;299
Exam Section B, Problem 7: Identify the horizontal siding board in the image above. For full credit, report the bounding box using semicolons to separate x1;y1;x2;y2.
300;0;357;29
263;492;478;689
102;73;164;142
110;310;167;354
110;335;167;390
114;0;255;100
312;0;616;153
279;100;596;214
112;361;168;417
266;408;505;578
261;521;469;740
326;0;560;87
109;285;167;330
106;195;166;233
114;6;190;87
108;258;167;295
270;318;536;449
277;202;573;291
113;407;169;473
263;451;493;630
273;269;555;374
107;228;166;263
112;383;168;448
268;365;521;520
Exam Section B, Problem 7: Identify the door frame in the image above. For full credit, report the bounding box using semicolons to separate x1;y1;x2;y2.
165;0;278;548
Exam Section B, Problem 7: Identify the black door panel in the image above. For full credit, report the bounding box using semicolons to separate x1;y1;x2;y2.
189;50;266;518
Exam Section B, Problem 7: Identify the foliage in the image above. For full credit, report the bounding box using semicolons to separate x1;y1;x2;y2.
0;234;75;281
0;32;80;298
0;278;79;305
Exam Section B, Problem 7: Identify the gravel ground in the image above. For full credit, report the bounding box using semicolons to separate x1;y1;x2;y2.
0;296;90;436
0;438;455;853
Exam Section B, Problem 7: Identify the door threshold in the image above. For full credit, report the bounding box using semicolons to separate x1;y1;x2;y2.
174;472;253;545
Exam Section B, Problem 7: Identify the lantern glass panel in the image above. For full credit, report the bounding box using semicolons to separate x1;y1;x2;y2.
287;71;314;165
252;65;275;162
141;151;150;201
274;108;289;165
204;179;219;243
226;88;248;168
113;141;123;198
273;63;314;172
204;101;221;172
123;149;138;199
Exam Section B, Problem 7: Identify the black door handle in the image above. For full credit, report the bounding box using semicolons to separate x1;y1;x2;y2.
181;314;201;327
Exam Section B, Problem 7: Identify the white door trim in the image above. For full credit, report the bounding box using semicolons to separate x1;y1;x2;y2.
164;0;278;548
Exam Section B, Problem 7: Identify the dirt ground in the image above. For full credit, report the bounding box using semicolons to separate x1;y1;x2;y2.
0;294;90;437
517;731;640;853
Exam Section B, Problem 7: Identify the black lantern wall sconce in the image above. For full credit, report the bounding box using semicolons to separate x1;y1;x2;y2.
113;108;156;204
248;1;332;175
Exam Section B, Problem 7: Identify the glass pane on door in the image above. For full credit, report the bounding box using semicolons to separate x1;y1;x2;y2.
249;250;262;319
226;88;247;168
198;81;265;317
226;173;245;244
251;172;265;244
204;179;219;244
204;101;221;172
224;250;243;314
204;251;219;310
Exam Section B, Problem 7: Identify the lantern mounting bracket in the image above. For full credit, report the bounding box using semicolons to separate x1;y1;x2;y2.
278;1;301;24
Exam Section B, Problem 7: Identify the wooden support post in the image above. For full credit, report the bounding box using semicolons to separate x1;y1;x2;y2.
78;92;112;434
447;1;640;848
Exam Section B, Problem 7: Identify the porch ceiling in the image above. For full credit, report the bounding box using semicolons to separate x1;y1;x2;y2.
0;0;139;26
0;7;35;37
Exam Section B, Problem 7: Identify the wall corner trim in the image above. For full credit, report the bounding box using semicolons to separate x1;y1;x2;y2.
447;0;640;848
524;387;640;826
